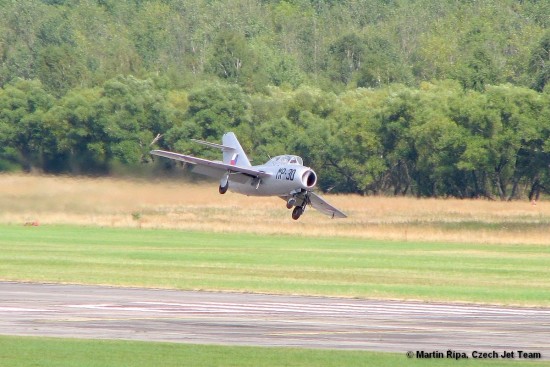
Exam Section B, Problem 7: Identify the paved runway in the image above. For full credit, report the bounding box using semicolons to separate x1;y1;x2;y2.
0;282;548;358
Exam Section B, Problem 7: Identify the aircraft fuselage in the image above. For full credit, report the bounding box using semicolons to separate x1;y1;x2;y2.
228;164;317;196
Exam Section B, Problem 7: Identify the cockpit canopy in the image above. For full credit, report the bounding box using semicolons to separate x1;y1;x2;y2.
265;155;304;166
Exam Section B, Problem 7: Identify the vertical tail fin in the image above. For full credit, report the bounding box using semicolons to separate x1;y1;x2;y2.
191;132;251;167
222;132;251;167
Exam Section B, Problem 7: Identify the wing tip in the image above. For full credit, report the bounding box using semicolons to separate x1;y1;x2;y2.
331;211;347;219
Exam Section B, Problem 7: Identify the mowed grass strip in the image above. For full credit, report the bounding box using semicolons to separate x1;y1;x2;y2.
0;335;393;367
1;335;548;367
0;225;549;306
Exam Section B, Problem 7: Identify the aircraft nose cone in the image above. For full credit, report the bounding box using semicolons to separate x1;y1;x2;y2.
301;169;317;189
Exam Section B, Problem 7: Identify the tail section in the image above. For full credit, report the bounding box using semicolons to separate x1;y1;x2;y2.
221;132;251;167
191;132;251;167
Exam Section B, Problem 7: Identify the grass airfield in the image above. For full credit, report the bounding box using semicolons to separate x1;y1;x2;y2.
1;225;549;306
5;336;549;367
1;174;549;366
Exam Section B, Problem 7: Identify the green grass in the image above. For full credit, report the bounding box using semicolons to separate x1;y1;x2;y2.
0;224;549;306
0;335;548;367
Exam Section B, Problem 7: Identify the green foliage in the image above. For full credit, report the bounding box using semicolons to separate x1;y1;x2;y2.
37;45;88;96
530;31;550;92
1;0;543;91
328;33;365;85
0;79;58;172
207;32;268;91
0;1;549;198
357;36;413;88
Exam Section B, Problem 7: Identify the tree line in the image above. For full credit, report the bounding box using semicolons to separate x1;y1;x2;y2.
0;0;549;199
1;76;548;199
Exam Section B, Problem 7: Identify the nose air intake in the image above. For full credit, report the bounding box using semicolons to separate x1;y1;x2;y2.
302;169;317;189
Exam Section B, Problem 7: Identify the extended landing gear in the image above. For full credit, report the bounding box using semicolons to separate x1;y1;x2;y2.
289;193;308;220
292;206;304;220
286;197;296;209
219;174;229;194
219;182;228;194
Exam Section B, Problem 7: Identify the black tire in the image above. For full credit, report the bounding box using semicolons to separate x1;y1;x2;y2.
219;182;228;194
291;206;303;220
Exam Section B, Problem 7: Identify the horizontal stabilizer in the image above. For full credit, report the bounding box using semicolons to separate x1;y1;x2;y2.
191;139;236;151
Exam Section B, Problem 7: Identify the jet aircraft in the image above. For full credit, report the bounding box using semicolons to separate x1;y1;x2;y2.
150;132;347;220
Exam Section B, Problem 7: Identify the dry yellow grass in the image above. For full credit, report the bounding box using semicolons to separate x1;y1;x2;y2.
1;173;549;245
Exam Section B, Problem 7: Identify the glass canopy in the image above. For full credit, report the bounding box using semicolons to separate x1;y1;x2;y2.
265;155;304;166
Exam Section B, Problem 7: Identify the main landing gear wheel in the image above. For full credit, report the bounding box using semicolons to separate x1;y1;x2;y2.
219;181;229;194
291;206;304;220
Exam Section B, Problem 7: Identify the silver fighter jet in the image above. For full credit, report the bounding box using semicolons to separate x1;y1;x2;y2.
151;132;347;220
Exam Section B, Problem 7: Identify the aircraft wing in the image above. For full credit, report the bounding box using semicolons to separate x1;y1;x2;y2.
307;191;347;218
150;150;271;179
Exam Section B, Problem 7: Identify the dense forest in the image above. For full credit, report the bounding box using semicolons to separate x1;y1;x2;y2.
0;0;549;199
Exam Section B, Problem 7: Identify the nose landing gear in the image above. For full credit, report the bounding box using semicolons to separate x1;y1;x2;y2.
289;192;310;220
291;206;304;220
